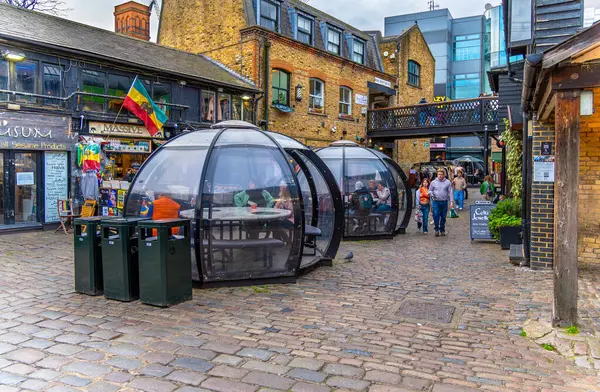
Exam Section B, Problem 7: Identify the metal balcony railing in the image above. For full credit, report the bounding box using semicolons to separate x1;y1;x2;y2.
367;98;499;133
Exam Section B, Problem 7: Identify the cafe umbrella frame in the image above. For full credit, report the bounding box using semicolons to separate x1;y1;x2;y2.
124;121;343;286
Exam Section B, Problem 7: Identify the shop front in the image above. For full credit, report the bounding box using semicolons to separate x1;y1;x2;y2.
0;111;77;230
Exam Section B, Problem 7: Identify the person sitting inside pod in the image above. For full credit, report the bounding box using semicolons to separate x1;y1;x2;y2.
234;178;275;208
151;192;181;236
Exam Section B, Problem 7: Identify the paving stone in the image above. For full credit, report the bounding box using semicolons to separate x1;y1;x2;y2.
326;376;370;391
33;329;62;339
166;370;207;385
4;348;46;364
402;376;432;390
108;343;146;357
3;363;35;375
129;377;178;392
106;356;143;370
0;332;29;344
291;382;331;392
323;363;365;378
364;370;402;384
201;377;257;392
242;359;289;374
242;371;294;390
63;361;111;377
0;342;17;355
287;367;327;383
21;338;55;350
142;351;177;365
0;386;19;392
175;387;212;392
45;386;79;392
58;375;92;387
0;359;11;369
368;386;415;392
177;346;217;360
171;357;214;372
105;371;134;383
237;348;276;361
45;344;84;356
39;311;67;320
213;354;243;366
55;333;89;344
431;384;478;392
29;368;61;381
36;356;72;369
19;378;49;391
140;364;174;377
203;341;241;354
91;330;122;340
74;349;106;361
172;335;205;347
208;365;249;379
87;381;120;392
0;371;25;385
288;358;325;371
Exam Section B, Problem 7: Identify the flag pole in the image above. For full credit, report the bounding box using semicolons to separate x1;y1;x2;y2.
111;76;137;128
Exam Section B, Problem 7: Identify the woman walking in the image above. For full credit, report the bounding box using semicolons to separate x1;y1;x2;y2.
452;170;467;210
415;178;431;234
480;175;495;201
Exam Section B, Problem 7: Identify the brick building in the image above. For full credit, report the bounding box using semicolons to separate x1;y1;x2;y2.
158;0;434;151
114;1;151;41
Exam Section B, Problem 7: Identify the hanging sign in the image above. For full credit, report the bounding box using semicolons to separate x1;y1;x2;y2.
541;142;552;155
374;77;392;88
355;94;368;105
89;122;163;139
16;172;35;186
44;152;68;223
533;155;555;182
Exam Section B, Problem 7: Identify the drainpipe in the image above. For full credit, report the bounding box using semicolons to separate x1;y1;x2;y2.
262;40;271;130
253;92;264;127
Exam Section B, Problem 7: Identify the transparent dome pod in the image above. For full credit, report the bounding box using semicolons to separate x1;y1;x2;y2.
124;121;343;285
267;132;344;271
316;141;412;239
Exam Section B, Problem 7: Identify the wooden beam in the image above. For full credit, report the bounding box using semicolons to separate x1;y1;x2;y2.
541;94;556;121
537;78;554;118
551;64;600;90
553;90;580;327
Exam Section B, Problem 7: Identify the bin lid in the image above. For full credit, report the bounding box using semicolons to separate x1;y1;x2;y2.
74;216;104;223
100;217;149;226
138;218;191;227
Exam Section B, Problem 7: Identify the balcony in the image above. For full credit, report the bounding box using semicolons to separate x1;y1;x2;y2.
367;98;500;140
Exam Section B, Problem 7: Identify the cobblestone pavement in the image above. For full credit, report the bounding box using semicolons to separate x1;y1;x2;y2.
0;199;599;391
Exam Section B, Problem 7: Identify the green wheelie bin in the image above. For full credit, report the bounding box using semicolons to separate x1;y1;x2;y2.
100;217;148;301
73;217;105;295
138;219;192;307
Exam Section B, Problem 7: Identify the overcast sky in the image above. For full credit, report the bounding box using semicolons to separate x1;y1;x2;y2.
60;0;499;42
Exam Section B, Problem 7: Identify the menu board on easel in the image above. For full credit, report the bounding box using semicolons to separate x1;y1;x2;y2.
44;151;68;223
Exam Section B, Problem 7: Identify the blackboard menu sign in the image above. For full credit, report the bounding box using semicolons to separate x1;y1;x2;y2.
44;152;68;223
470;204;495;241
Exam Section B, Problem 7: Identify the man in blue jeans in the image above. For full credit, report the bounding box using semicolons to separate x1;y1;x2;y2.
429;169;453;236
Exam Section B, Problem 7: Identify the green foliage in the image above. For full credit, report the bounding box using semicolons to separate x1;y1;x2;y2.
541;343;556;351
488;198;522;240
501;119;523;197
565;325;579;335
520;330;527;337
251;285;271;294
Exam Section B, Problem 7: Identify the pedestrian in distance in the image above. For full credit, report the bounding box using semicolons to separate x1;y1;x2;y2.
480;175;495;201
429;169;453;236
452;170;467;210
416;178;431;234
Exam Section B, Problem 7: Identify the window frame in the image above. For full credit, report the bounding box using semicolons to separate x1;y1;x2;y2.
339;86;352;116
42;63;62;106
407;60;421;88
259;0;280;32
453;34;481;61
81;68;107;112
309;78;325;114
326;26;342;55
0;60;8;102
201;89;216;123
107;73;130;113
452;73;481;99
297;14;314;45
271;68;290;106
352;38;365;64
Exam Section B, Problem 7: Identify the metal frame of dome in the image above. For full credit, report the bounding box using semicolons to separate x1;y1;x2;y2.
124;121;342;286
316;142;413;240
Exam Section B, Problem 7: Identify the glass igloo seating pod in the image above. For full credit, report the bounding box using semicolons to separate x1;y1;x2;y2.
124;121;342;285
316;141;412;239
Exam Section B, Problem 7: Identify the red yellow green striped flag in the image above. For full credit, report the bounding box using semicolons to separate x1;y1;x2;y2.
123;77;168;136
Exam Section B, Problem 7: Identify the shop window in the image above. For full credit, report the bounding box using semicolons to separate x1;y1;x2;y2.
327;27;341;55
43;64;62;105
453;34;481;61
15;61;37;102
233;95;253;122
153;82;171;117
352;38;365;64
408;60;420;87
260;0;279;31
297;15;313;45
271;69;289;106
107;74;129;113
309;78;324;114
217;93;231;121
202;90;216;122
0;60;8;102
339;86;352;116
82;69;106;112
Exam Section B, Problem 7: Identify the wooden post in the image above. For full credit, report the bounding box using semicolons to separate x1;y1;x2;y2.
553;90;580;327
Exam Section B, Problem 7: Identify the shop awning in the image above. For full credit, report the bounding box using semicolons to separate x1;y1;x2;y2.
492;152;503;163
272;103;295;113
367;81;396;96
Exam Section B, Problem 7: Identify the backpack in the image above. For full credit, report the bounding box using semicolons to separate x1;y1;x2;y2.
358;192;373;210
486;184;494;197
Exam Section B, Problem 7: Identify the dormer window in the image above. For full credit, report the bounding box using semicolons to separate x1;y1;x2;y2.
297;15;313;45
352;38;365;64
260;0;279;31
327;28;341;55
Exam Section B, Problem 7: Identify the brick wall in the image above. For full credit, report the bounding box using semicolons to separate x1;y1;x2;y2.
395;139;430;173
529;116;555;269
397;28;435;106
578;88;600;267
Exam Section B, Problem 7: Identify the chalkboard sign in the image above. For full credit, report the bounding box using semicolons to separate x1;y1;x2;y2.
470;204;495;241
44;152;68;223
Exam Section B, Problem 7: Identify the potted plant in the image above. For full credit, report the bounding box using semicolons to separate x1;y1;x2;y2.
488;198;522;250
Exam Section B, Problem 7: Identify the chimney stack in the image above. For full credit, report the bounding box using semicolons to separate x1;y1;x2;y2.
114;1;150;41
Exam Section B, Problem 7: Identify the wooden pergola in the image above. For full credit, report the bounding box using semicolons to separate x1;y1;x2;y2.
522;23;600;326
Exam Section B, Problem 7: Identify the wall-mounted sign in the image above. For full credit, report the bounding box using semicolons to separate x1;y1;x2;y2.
16;172;35;186
89;122;163;139
0;111;77;150
429;143;446;149
424;142;430;148
533;155;555;182
355;94;368;105
434;96;449;102
374;77;392;88
105;138;151;153
44;152;68;223
541;142;552;155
